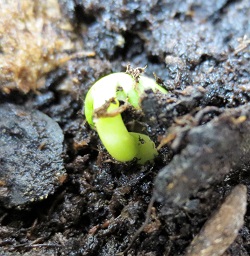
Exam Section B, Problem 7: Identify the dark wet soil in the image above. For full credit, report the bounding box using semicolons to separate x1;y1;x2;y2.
1;0;250;255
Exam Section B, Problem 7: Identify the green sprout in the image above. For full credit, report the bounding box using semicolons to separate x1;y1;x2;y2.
84;71;167;164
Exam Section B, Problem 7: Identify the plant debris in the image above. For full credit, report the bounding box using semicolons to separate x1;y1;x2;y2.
0;0;73;93
186;184;247;256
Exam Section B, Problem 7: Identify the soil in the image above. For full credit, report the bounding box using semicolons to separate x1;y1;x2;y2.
1;0;250;255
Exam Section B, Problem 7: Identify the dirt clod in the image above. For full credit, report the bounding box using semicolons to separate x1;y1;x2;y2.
0;103;65;208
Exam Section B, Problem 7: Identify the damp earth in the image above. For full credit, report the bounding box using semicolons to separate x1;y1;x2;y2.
0;0;250;255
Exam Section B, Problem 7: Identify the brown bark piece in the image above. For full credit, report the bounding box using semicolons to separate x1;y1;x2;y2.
185;185;247;256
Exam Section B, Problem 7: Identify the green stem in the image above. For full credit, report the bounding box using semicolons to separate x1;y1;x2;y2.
95;102;138;162
84;72;167;164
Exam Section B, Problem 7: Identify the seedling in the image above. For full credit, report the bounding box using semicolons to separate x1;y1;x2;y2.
84;69;167;164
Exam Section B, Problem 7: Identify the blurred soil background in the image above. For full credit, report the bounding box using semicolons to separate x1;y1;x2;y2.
0;0;250;255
